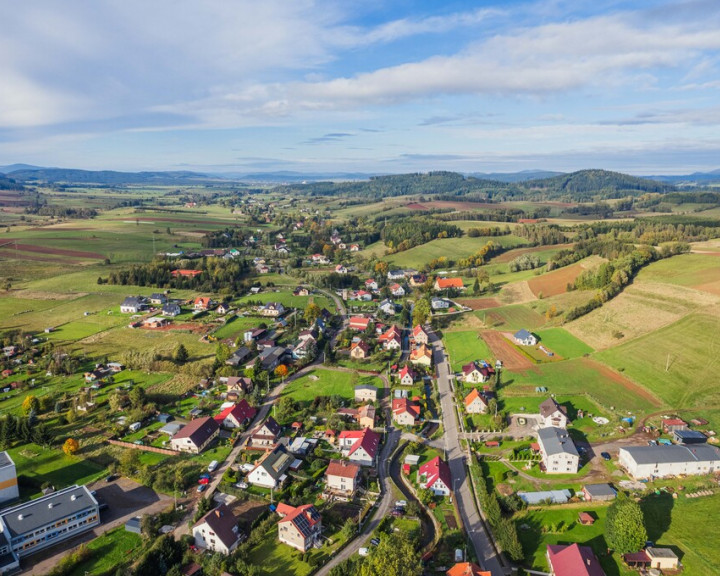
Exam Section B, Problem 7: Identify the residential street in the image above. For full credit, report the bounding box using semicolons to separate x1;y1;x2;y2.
429;327;505;575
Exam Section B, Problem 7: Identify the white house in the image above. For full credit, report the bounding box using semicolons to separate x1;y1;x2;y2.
538;398;569;428
325;460;361;496
389;283;405;297
354;384;378;403
338;428;380;467
261;302;285;317
170;417;219;454
537;427;579;474
247;445;293;488
513;329;538;346
463;389;488;414
192;504;243;555
618;444;720;479
418;456;451;496
431;297;450;310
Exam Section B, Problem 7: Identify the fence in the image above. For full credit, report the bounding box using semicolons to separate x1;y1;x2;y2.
106;438;177;455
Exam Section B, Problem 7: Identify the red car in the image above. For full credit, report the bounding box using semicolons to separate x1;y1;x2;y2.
198;477;210;485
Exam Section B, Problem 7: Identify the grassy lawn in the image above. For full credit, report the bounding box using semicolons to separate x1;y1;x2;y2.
442;331;494;372
236;290;336;314
8;443;106;497
635;253;720;288
282;368;381;402
67;526;144;576
335;357;389;373
502;358;654;413
595;312;720;408
534;328;594;358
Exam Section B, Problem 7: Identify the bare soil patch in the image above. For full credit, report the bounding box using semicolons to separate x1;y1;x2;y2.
460;298;502;310
527;262;588;298
581;357;662;408
1;240;103;259
405;203;429;210
481;331;534;371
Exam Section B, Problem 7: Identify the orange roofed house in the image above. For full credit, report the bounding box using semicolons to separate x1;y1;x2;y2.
434;277;464;291
446;562;491;576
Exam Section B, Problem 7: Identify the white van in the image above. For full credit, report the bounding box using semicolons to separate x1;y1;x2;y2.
208;460;219;473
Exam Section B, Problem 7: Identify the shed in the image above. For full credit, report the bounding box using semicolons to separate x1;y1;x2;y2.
646;547;680;571
158;413;173;423
160;422;184;437
125;516;142;534
578;512;595;525
673;429;707;444
582;483;617;502
404;454;421;466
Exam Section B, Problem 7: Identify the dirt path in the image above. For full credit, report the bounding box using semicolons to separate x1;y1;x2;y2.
581;357;663;408
481;331;535;371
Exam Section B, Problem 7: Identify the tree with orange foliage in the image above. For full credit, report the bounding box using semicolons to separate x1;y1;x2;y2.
274;364;288;380
63;438;79;456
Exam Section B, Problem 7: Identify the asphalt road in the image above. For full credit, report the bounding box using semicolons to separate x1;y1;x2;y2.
316;427;401;576
429;327;505;576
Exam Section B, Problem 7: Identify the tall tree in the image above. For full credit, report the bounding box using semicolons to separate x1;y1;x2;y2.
412;299;431;326
174;344;189;364
360;533;422;576
605;494;648;553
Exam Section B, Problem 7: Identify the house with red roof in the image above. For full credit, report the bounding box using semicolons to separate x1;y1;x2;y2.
389;283;405;297
412;325;429;345
392;398;421;427
464;388;489;414
349;316;370;331
170;417;219;454
172;269;202;277
462;361;495;384
398;365;415;386
446;562;491;576
276;503;322;551
214;399;257;429
418;456;452;496
192;504;243;555
338;428;381;467
662;418;688;433
434;277;464;291
194;296;213;311
546;543;606;576
379;325;402;350
410;344;433;367
325;459;361;496
364;279;378;291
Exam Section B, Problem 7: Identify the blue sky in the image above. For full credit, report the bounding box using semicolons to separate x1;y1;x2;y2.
1;0;720;174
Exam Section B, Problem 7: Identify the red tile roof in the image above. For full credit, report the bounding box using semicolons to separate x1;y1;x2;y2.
277;503;321;538
214;399;257;426
463;388;488;409
326;459;361;480
392;398;420;420
349;316;370;330
547;544;606;576
435;277;464;289
339;428;381;459
419;456;451;492
446;562;491;576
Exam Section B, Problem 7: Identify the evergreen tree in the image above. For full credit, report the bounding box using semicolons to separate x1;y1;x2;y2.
174;344;189;364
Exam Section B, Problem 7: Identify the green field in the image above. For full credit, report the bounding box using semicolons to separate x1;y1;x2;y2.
534;328;594;358
503;358;655;413
442;330;494;372
479;304;546;331
636;253;720;288
282;368;382;402
236;290;336;314
383;234;527;270
67;526;144;576
7;444;106;497
595;312;720;408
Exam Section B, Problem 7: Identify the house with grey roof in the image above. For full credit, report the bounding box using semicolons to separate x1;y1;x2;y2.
618;444;720;479
513;329;537;346
537;426;579;474
120;296;147;314
247;445;293;488
582;483;617;502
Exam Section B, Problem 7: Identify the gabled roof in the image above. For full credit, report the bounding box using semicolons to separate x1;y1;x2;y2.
446;562;491;576
410;344;432;361
412;325;428;338
253;445;293;481
419;456;451;490
256;416;282;437
538;427;578;457
621;444;720;464
662;418;687;427
398;365;415;381
349;316;370;329
194;296;212;307
339;428;381;459
326;459;361;480
214;399;257;425
539;397;567;417
435;277;464;289
277;504;321;538
514;328;534;340
547;544;606;576
194;504;241;550
351;340;370;354
392;398;420;419
464;388;488;408
172;416;219;447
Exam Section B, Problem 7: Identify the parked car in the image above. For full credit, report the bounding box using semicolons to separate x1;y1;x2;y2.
197;484;207;493
358;548;369;557
600;452;611;461
370;538;380;547
235;482;249;489
198;477;210;485
105;474;117;483
390;508;404;517
395;500;407;508
208;460;219;473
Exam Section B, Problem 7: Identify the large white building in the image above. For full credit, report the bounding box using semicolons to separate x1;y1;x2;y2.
0;452;19;506
192;504;243;555
537;427;579;474
0;485;100;573
619;444;720;479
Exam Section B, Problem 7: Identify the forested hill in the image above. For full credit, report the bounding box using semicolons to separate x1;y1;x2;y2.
7;168;223;185
0;174;25;191
272;169;676;201
524;169;675;196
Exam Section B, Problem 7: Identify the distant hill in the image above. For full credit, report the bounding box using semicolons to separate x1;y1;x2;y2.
522;169;675;198
213;170;378;183
645;170;720;186
0;164;46;174
0;173;25;191
7;168;226;185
